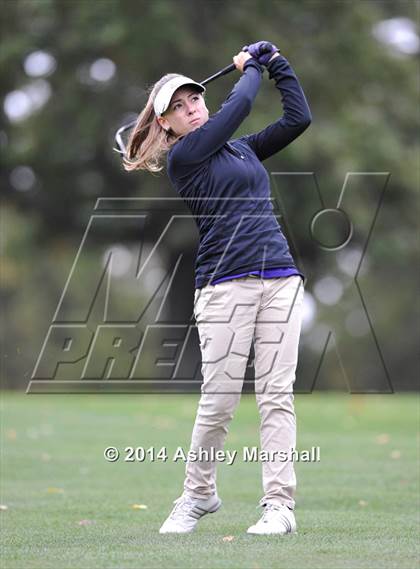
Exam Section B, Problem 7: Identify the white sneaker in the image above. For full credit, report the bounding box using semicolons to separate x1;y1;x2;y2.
159;493;222;534
247;503;297;535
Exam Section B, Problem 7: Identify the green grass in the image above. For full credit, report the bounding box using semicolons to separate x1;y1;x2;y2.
0;391;419;569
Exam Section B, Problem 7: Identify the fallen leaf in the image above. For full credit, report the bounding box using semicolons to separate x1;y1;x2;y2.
77;519;95;526
131;504;148;510
375;433;389;445
390;450;401;459
153;417;175;429
46;487;64;494
41;453;51;462
358;500;368;507
222;535;235;542
6;429;17;440
0;505;8;511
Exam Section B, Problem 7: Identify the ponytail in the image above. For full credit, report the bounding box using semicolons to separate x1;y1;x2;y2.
123;74;183;173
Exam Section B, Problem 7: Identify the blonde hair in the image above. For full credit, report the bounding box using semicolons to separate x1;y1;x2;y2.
123;74;185;173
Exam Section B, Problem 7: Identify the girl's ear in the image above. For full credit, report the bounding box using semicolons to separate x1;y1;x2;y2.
156;116;169;132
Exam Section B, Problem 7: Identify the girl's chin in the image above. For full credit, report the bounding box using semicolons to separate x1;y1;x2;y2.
181;121;203;136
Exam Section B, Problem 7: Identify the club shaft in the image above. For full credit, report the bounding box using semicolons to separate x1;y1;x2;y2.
201;63;236;86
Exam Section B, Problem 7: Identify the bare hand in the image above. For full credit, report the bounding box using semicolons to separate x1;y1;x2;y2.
233;51;253;73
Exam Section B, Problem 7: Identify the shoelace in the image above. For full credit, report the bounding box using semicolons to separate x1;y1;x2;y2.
261;503;282;516
169;495;197;520
259;503;292;531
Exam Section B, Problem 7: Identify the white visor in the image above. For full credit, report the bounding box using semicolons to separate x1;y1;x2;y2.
153;75;206;117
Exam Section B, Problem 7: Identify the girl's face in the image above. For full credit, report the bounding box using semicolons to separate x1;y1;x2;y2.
156;86;209;137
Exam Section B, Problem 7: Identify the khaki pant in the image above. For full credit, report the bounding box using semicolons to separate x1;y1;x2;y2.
184;274;304;510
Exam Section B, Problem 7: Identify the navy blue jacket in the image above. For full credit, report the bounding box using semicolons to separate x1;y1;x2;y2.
167;55;312;289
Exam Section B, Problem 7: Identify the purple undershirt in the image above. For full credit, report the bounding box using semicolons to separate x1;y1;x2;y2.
210;266;304;286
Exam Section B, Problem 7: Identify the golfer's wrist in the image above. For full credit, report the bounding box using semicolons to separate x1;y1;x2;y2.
266;52;285;76
243;58;264;74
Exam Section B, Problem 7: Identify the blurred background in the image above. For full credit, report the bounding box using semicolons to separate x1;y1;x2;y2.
1;0;419;392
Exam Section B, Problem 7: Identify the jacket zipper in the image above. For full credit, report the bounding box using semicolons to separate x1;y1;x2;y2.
225;142;253;190
225;142;245;160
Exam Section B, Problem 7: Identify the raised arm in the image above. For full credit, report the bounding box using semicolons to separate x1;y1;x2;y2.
240;53;312;161
169;58;264;171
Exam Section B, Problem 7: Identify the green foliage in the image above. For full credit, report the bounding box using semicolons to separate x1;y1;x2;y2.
0;0;418;389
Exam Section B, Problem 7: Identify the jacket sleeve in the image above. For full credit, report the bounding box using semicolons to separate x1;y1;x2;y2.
169;59;264;173
239;54;312;161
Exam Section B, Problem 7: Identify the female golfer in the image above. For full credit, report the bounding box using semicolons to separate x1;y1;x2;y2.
124;41;311;535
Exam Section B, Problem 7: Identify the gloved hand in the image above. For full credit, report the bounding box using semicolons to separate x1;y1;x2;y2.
242;41;280;66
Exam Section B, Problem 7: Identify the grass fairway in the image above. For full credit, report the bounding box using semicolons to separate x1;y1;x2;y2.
0;391;418;569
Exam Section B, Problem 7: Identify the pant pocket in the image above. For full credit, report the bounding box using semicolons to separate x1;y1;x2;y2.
194;286;215;321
